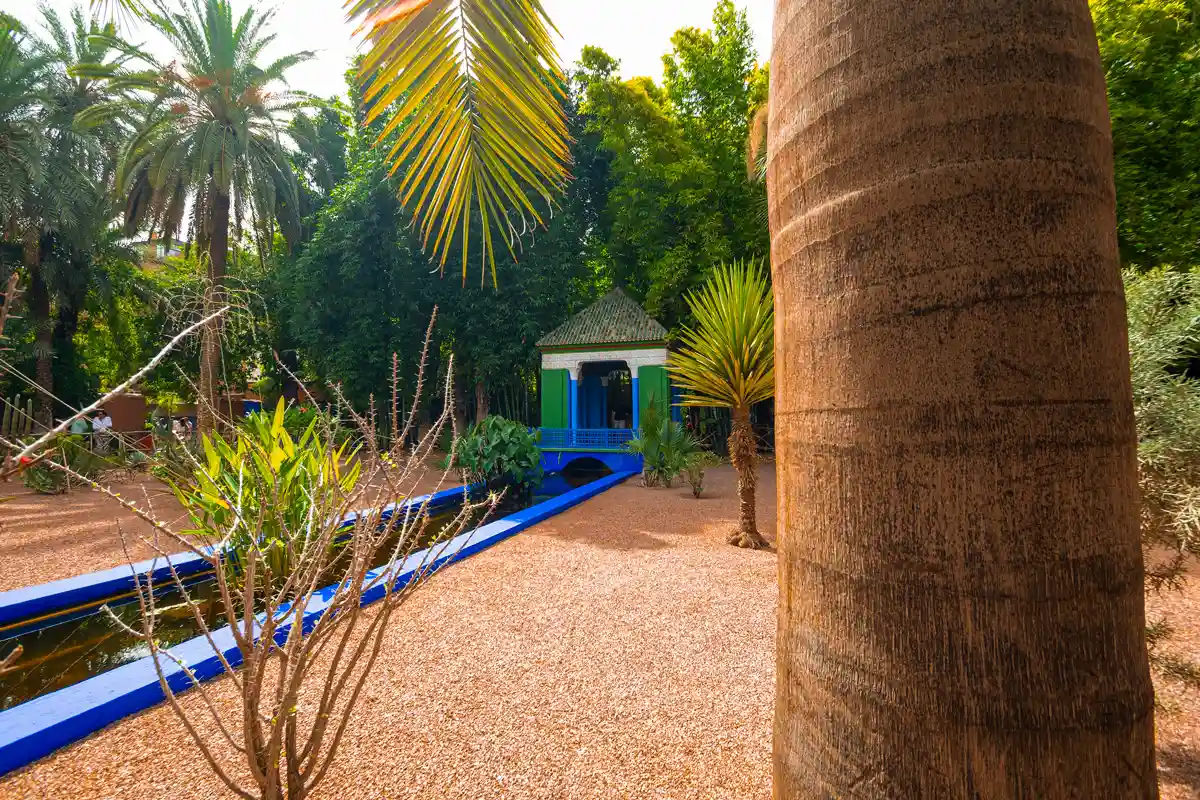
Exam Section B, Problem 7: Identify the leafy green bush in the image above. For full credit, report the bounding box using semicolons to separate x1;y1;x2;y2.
627;402;702;488
278;403;354;447
1125;267;1200;688
21;435;107;494
176;400;361;586
451;415;542;487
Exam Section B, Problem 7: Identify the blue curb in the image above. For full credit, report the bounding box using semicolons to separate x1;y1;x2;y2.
0;470;634;777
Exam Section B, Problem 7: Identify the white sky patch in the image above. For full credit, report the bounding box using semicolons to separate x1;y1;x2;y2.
10;0;775;101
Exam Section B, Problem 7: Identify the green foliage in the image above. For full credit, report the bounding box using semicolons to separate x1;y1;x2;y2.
451;415;542;487
277;403;354;447
668;258;774;410
0;14;44;233
1124;267;1200;687
20;434;106;494
176;400;361;583
1094;0;1200;268
684;450;721;499
573;3;768;328
277;106;599;414
627;402;702;488
1125;268;1200;579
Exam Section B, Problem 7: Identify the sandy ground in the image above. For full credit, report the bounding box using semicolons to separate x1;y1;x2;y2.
0;476;189;593
0;465;1197;798
0;466;460;593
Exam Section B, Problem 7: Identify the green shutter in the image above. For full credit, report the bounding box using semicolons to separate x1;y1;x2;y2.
541;369;569;428
637;365;670;421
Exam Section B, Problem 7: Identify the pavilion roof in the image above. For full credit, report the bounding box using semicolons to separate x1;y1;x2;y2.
536;288;668;350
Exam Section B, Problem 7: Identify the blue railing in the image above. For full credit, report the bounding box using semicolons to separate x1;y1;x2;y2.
538;428;634;451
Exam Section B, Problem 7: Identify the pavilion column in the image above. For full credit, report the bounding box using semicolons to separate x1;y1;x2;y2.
631;367;640;433
569;364;581;430
600;376;609;429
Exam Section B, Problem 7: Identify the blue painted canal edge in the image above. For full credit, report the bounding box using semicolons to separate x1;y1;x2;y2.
0;470;635;777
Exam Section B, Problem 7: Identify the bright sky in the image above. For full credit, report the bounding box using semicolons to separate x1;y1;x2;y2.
11;0;775;101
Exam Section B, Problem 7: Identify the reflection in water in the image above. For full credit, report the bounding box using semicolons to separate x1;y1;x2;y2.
0;469;607;710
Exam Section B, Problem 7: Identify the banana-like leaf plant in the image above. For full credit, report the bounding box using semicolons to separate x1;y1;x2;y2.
668;258;774;549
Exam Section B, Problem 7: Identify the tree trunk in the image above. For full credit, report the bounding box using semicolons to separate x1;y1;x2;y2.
24;237;53;426
768;1;1156;796
728;403;765;549
475;379;490;423
198;190;231;436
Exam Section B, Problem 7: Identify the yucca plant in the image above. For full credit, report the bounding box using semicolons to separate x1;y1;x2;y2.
668;259;774;549
627;401;701;488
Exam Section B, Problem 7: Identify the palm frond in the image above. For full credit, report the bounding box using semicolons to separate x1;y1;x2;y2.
89;0;151;26
668;259;775;410
348;0;571;286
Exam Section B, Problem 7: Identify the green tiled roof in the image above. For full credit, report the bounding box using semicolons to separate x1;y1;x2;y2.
537;288;668;349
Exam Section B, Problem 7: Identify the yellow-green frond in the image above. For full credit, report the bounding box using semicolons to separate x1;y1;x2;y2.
348;0;571;286
667;259;775;411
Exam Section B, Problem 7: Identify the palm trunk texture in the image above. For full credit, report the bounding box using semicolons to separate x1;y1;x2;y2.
198;190;231;436
729;403;766;549
25;239;53;426
768;0;1156;796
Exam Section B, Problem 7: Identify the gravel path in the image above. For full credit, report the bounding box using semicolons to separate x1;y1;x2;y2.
0;466;778;799
2;464;1197;798
0;469;459;593
0;477;189;593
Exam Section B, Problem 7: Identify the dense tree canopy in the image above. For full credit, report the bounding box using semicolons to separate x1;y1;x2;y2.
1094;0;1200;268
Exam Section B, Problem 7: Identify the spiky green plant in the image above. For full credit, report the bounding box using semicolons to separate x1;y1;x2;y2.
177;399;362;588
668;258;774;548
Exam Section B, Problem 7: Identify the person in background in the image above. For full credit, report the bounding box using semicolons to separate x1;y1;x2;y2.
67;414;90;437
92;408;113;454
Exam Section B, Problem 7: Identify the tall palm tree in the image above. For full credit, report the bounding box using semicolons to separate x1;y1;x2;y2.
3;6;122;423
766;0;1156;795
0;14;44;240
28;5;137;420
97;0;312;433
668;259;773;549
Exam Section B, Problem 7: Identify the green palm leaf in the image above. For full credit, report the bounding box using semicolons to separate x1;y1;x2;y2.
668;258;775;410
347;0;571;286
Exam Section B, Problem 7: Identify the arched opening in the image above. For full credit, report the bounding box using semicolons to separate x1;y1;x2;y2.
561;456;613;487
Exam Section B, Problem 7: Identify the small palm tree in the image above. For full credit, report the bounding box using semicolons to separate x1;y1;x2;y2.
668;259;774;549
88;0;312;433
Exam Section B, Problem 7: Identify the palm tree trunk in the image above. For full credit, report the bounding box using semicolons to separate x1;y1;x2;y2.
728;403;765;549
475;379;490;423
768;1;1156;796
198;190;231;436
24;237;53;427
